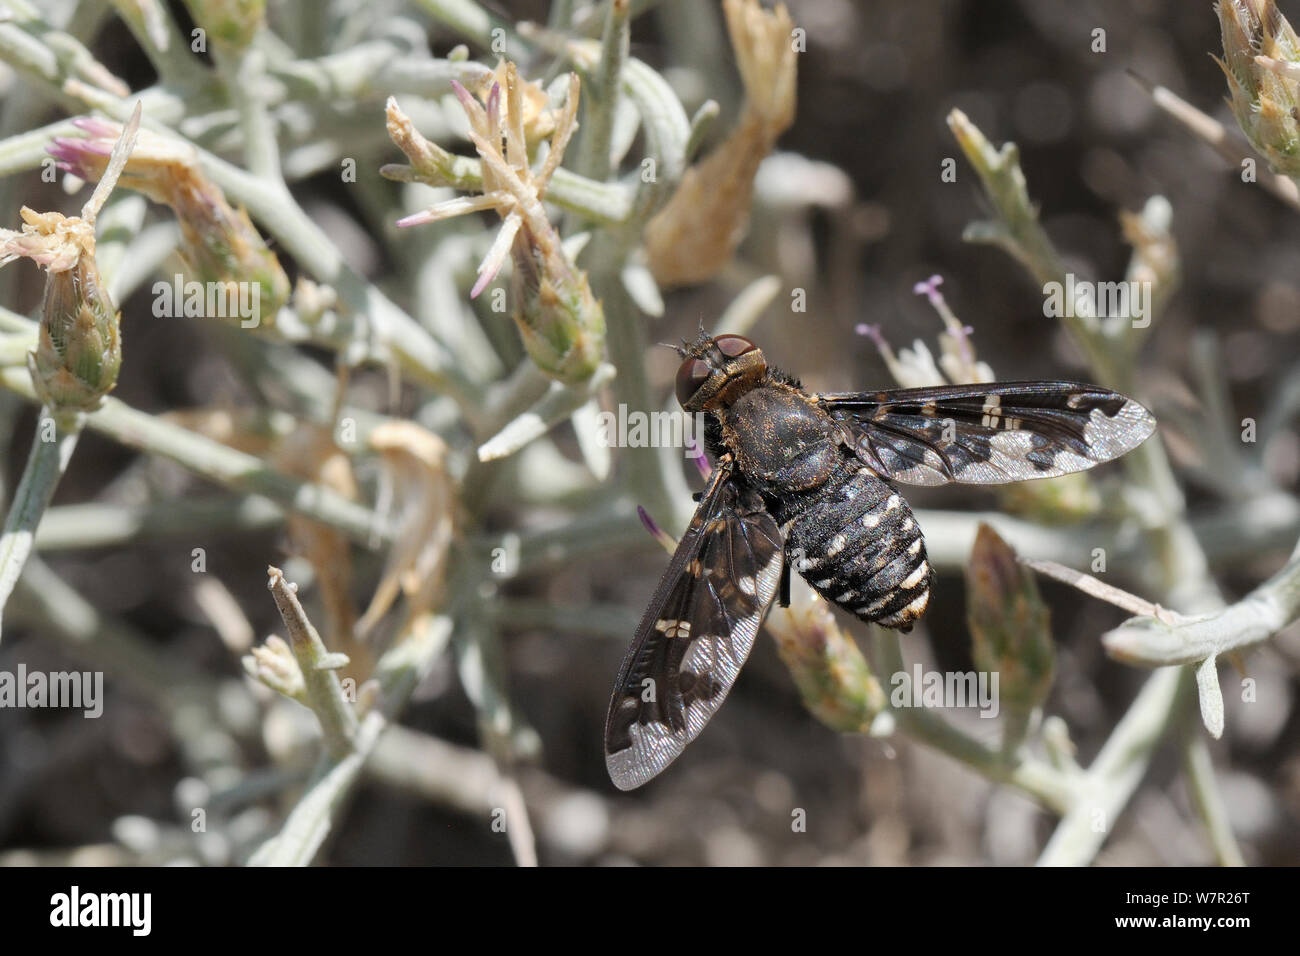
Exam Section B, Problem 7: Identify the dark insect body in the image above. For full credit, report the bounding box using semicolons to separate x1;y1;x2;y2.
605;331;1156;790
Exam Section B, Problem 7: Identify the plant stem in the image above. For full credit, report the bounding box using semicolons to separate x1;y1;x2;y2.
949;108;1235;862
108;0;196;90
477;362;616;462
1180;723;1246;867
0;367;390;546
33;495;285;550
1102;536;1300;665
592;252;676;524
1138;77;1300;212
874;630;1074;814
213;43;280;182
1037;666;1192;865
0;408;81;638
266;565;358;759
411;0;522;52
577;0;630;182
249;613;453;865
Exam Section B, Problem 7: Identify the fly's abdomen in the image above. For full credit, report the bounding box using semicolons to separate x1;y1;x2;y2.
782;461;933;630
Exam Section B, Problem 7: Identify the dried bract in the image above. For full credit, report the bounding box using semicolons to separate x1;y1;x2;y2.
643;0;798;287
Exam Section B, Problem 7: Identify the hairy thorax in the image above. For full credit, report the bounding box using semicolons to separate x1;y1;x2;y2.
721;385;841;492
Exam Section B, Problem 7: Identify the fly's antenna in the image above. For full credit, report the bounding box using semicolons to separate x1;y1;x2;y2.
681;318;709;352
657;341;688;357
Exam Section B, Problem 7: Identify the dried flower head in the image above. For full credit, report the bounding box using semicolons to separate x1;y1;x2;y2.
50;117;289;328
1215;0;1300;175
644;0;798;287
1;105;141;411
384;65;606;384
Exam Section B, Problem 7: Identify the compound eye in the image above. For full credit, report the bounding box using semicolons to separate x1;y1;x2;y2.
675;358;711;406
713;334;757;358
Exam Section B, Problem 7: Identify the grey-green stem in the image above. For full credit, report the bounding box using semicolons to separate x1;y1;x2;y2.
0;408;81;639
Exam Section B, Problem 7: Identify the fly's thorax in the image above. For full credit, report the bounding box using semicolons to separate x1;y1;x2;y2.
722;385;840;491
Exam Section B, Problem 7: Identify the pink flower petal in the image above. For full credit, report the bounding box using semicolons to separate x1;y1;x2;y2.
396;209;438;228
72;116;118;137
469;257;503;298
450;80;477;114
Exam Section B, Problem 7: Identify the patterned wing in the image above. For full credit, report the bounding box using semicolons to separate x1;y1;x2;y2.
605;460;783;791
816;381;1156;486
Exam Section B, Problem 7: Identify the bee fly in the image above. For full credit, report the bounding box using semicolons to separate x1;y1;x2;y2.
605;331;1156;790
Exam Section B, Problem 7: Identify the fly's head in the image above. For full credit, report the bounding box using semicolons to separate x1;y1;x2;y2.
673;332;767;413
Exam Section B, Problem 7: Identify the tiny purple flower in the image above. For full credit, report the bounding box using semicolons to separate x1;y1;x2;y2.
912;273;945;307
855;322;889;350
637;505;677;554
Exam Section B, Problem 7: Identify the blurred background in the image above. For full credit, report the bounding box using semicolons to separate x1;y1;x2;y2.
0;0;1298;865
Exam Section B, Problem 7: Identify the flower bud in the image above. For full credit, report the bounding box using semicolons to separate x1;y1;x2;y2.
1216;0;1300;175
766;578;888;733
183;0;266;52
2;110;141;412
965;523;1055;713
997;471;1102;523
49;121;288;328
510;232;606;384
29;253;121;411
1;207;121;412
242;635;306;702
382;102;464;187
169;182;290;328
